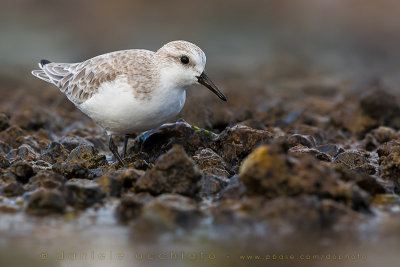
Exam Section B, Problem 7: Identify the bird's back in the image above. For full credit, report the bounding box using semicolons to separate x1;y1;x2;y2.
31;49;157;105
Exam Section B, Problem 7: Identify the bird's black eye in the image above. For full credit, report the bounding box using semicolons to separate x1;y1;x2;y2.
180;56;189;64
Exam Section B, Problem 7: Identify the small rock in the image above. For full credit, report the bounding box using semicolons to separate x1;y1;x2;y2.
133;194;201;234
0;140;11;154
41;142;68;164
64;179;106;208
1;181;24;196
334;150;375;174
59;136;95;152
52;162;89;179
116;193;153;222
192;148;229;177
317;144;344;158
96;168;144;196
26;188;66;215
371;126;397;144
26;171;66;191
7;144;40;162
211;125;273;171
288;146;331;162
129;120;215;162
136;145;202;196
67;145;107;169
11;107;56;131
0;154;10;169
286;134;316;148
198;174;229;197
0;126;24;148
9;161;35;184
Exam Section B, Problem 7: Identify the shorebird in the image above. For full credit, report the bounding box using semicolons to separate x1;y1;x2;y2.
31;40;227;166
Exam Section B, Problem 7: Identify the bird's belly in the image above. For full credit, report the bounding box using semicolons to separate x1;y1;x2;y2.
79;81;186;135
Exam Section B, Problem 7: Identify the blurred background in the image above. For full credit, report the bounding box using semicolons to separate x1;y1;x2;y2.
2;0;400;79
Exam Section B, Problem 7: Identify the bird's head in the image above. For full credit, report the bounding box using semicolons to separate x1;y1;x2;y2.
156;40;226;101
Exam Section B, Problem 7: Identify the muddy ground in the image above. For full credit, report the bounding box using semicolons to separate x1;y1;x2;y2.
1;69;400;266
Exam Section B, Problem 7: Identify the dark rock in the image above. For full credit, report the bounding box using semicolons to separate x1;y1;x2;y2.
371;126;397;143
7;144;40;162
378;142;400;191
9;161;35;184
64;179;106;208
116;193;153;222
0;140;11;154
317;144;344;158
334;150;375;175
198;174;229;197
335;165;386;195
133;194;202;235
286;134;316;148
210;125;273;171
52;162;89;179
192;148;229;177
26;188;66;215
59;136;95;152
360;134;379;151
26;171;66;191
0;113;10;131
0;154;10;169
16;134;50;152
96;168;144;196
1;181;24;196
359;89;400;128
219;175;246;199
239;145;371;211
67;145;107;169
129;120;216;162
0;126;24;148
288;146;331;162
136;145;202;196
41;142;68;164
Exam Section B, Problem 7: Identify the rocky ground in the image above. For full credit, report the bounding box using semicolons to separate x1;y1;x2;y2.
1;70;400;266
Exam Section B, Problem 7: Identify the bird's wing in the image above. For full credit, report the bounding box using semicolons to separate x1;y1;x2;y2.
32;50;156;104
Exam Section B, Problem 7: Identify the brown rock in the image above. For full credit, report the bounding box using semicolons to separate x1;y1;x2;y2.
136;145;202;196
26;188;66;215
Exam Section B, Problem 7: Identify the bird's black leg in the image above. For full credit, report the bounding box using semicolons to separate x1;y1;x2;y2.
122;134;129;158
108;135;125;166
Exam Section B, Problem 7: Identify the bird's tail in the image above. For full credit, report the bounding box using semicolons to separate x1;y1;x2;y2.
31;59;54;84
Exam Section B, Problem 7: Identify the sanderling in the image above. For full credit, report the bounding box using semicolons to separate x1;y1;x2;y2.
31;40;227;165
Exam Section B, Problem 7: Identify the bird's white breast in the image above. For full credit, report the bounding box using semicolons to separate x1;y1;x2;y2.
79;75;186;135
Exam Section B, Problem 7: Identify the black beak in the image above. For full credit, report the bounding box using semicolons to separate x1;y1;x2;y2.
196;72;227;101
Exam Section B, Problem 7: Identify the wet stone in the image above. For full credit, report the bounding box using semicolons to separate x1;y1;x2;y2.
133;194;202;235
116;193;153;222
1;181;24;197
7;144;40;162
25;171;66;191
210;125;273;171
334;150;375;175
286;134;316;148
0;126;24;148
67;145;107;169
317;144;344;158
52;162;89;179
192;148;229;177
0;154;10;169
59;136;95;152
9;161;35;184
239;145;371;211
136;145;202;196
64;178;106;208
26;188;66;215
41;142;68;164
288;146;331;162
0;113;10;131
129;120;216;162
359;89;400;128
198;174;229;198
0;140;10;154
96;168;144;197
